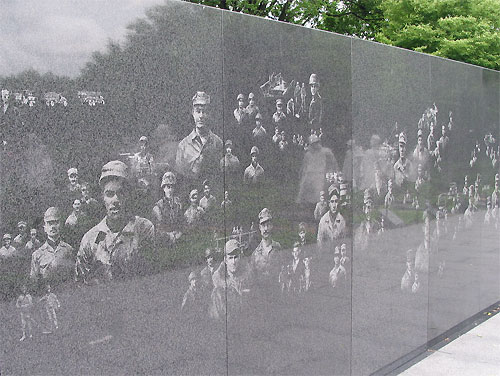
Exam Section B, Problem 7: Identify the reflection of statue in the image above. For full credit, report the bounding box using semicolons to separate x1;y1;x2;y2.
296;135;338;204
308;74;322;128
393;132;412;187
360;135;384;190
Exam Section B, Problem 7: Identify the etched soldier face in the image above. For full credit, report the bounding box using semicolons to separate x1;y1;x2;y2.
292;246;301;260
310;82;319;96
417;135;423;146
259;220;273;240
320;192;325;202
442;126;446;136
73;199;81;212
44;219;61;239
190;190;198;204
299;231;306;242
238;98;244;109
226;146;232;155
341;244;347;257
364;201;372;219
3;237;11;247
224;191;229;200
18;224;27;234
140;141;147;152
102;179;128;222
329;194;339;214
333;256;340;266
163;183;174;199
81;185;89;198
204;185;210;197
30;229;37;239
226;253;240;274
251;154;258;165
417;164;423;177
206;254;214;268
68;173;78;186
249;97;255;106
399;142;406;157
192;104;210;134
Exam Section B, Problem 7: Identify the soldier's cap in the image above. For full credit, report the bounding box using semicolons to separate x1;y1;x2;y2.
293;241;301;248
161;171;177;187
309;134;320;145
99;160;129;186
237;93;244;101
248;92;255;99
275;98;283;105
398;132;407;145
225;139;233;148
225;239;240;256
192;91;210;106
340;243;347;251
17;221;27;228
255;112;262;120
298;222;306;232
139;135;148;143
328;185;340;199
258;208;272;224
67;167;78;176
188;271;198;281
204;248;214;258
189;189;198;199
364;189;373;204
309;73;319;85
417;129;423;137
2;233;12;240
250;146;259;155
44;207;61;222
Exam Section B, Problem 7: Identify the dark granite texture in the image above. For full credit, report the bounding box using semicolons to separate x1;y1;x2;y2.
351;39;432;376
221;11;353;375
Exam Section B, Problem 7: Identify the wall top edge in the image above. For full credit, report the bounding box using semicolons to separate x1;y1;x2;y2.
173;0;499;74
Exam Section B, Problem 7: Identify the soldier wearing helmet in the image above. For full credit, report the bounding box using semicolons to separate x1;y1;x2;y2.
233;93;248;126
210;239;252;320
317;187;346;252
243;146;265;184
76;160;155;282
30;207;75;284
308;73;323;128
245;92;260;120
0;234;17;258
175;91;223;180
152;171;184;245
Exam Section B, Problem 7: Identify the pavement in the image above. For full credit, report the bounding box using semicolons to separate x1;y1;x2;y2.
399;309;500;376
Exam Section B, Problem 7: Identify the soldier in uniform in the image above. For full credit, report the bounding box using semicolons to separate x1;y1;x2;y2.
412;129;430;176
288;242;305;294
199;180;216;211
210;239;252;320
24;229;42;255
152;171;184;245
80;183;100;224
245;92;260;120
76;161;155;282
491;174;499;208
184;189;204;226
16;284;34;341
296;134;338;204
39;284;61;333
175;92;223;180
30;207;75;284
200;248;216;290
132;136;154;174
233;93;248;126
308;74;323;128
251;208;283;285
219;139;240;176
252;113;267;140
317;187;346;252
243;146;265;184
354;189;379;252
272;98;286;130
181;271;203;315
65;199;86;227
393;132;412;188
298;222;307;247
0;234;17;257
67;167;81;194
329;255;346;289
220;190;232;209
314;191;329;222
13;221;28;250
